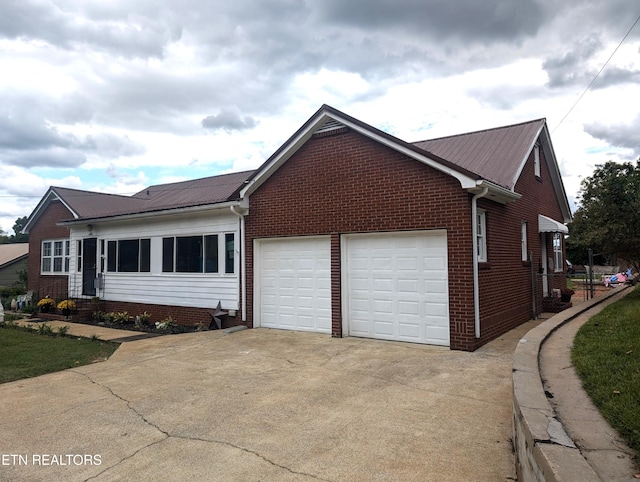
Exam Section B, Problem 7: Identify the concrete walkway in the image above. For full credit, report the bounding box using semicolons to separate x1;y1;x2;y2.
0;319;540;481
513;286;640;481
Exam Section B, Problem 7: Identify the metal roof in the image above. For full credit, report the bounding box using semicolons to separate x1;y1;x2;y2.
0;243;28;268
412;118;546;190
51;170;255;222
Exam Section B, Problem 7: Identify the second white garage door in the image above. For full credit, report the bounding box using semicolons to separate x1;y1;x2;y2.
344;231;450;346
256;236;331;333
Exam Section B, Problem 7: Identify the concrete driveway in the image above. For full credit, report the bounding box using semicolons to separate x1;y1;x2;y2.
0;324;536;481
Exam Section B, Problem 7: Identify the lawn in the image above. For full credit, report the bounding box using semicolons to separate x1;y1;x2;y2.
0;325;119;384
572;285;640;453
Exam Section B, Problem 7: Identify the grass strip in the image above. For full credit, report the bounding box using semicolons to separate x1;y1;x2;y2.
572;285;640;454
0;325;119;384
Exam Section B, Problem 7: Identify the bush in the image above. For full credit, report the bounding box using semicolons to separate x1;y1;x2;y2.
57;300;76;311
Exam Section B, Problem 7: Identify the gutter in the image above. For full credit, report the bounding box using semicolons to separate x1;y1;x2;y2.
471;187;489;338
230;205;248;322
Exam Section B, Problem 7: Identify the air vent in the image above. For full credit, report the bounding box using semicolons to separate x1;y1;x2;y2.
313;119;348;137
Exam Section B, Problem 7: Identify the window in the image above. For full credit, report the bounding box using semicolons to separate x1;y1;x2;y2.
176;236;203;273
41;239;70;274
553;233;563;272
534;144;541;178
107;239;151;272
225;233;235;274
162;233;233;274
521;222;528;261
205;235;218;273
476;210;487;262
77;240;82;271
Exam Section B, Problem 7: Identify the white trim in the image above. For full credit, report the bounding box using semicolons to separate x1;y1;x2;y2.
476;210;487;263
521;222;528;261
241;109;480;199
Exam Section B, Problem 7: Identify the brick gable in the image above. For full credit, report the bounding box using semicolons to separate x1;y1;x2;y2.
245;128;478;350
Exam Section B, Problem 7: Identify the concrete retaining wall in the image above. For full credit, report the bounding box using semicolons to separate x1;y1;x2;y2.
512;287;629;481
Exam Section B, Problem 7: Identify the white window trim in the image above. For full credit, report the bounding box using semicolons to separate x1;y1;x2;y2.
41;239;70;274
521;222;528;261
553;232;563;272
534;144;541;178
476;210;487;263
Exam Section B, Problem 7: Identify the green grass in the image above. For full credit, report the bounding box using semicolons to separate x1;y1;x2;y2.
572;285;640;453
0;325;119;384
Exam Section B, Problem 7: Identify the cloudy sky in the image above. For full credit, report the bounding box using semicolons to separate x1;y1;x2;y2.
1;0;639;235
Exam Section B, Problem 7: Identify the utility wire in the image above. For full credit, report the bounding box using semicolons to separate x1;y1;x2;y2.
552;12;640;134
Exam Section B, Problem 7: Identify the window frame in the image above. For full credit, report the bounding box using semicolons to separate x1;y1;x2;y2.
534;144;541;178
106;238;151;273
476;210;487;263
553;232;563;272
41;239;70;275
162;232;235;275
521;222;528;262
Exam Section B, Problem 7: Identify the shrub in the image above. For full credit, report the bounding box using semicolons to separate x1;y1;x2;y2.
57;300;76;311
155;316;176;332
57;325;69;336
36;297;56;309
37;323;53;336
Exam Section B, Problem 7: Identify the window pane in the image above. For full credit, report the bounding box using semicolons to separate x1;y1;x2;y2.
204;235;218;273
176;236;203;273
54;241;63;256
225;233;235;274
77;240;83;271
65;240;70;256
42;258;51;272
140;239;151;272
64;257;70;272
53;257;63;272
162;238;174;272
43;242;51;257
107;241;117;272
118;239;140;272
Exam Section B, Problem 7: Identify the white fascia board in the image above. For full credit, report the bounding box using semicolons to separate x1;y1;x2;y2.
510;122;545;191
470;180;521;205
22;188;79;234
333;114;479;190
240;109;480;198
539;127;572;223
57;200;245;227
240;113;330;198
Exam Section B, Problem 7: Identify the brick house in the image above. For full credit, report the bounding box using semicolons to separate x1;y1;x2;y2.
23;105;570;350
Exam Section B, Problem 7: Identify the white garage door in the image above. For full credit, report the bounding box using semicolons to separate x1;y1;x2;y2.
256;237;331;333
345;231;450;346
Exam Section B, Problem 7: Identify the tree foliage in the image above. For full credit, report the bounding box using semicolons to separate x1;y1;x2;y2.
0;216;29;244
567;160;640;271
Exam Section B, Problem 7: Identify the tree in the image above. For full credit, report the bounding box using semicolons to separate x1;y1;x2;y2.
567;160;640;272
10;216;29;243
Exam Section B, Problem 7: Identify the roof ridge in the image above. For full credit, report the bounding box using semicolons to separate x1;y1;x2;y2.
413;118;546;144
138;169;256;194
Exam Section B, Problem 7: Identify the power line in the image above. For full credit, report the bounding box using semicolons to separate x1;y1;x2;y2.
552;13;640;134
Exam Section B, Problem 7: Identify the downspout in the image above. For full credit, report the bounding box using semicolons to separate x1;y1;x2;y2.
471;187;489;338
230;205;247;322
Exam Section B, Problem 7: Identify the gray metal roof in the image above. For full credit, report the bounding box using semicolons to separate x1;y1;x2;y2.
53;170;254;222
0;243;28;267
412;118;546;190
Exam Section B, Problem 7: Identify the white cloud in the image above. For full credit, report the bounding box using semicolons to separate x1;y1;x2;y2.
0;0;639;235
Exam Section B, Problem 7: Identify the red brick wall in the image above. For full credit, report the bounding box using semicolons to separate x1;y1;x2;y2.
476;143;567;343
96;300;241;329
27;201;72;300
245;129;478;350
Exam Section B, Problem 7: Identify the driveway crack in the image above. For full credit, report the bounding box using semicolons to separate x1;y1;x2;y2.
172;434;336;481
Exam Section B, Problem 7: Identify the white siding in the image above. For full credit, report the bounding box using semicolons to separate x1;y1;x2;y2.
68;211;241;310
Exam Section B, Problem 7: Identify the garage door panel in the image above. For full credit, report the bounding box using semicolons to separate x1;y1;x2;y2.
258;237;331;334
346;232;450;346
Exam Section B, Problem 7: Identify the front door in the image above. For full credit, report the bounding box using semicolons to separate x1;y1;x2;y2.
82;238;97;296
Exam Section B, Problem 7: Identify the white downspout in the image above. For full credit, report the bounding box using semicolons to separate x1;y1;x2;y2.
230;205;247;322
471;187;489;338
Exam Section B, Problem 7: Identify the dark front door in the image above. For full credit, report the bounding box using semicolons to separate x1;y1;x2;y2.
82;238;97;296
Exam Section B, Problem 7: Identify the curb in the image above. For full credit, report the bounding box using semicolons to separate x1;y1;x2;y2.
512;285;631;482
